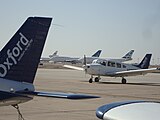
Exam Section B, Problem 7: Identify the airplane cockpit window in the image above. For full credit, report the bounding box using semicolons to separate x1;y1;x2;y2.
108;61;115;67
93;59;107;66
92;59;101;64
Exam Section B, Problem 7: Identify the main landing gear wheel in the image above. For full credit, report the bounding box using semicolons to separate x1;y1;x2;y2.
95;77;100;82
89;78;93;83
122;78;127;84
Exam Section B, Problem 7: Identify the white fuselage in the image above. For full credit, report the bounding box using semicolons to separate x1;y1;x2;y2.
49;56;79;63
86;59;139;77
96;57;132;63
78;57;99;64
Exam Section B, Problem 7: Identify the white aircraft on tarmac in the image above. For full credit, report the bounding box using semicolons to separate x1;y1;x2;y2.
0;17;98;120
64;54;159;84
106;49;134;62
49;49;102;64
68;49;134;64
40;51;58;62
66;49;102;64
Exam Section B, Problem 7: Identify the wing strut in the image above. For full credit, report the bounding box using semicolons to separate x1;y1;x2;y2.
12;104;25;120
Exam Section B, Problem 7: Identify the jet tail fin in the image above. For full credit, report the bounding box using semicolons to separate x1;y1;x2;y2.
136;54;152;69
122;50;134;59
0;17;52;83
92;50;102;57
49;51;58;58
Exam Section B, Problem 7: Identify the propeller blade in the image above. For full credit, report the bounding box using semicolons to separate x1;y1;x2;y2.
83;55;87;65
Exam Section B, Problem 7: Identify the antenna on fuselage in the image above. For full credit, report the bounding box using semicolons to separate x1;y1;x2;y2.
12;104;25;120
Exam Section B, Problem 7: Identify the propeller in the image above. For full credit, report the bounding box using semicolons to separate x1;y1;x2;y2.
83;55;87;66
83;55;88;76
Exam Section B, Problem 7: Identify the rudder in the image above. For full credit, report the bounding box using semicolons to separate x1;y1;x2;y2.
92;50;102;57
137;54;152;69
0;17;52;83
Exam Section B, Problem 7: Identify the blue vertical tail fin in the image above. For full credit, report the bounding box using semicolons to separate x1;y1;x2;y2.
137;54;152;69
0;17;52;83
92;50;102;57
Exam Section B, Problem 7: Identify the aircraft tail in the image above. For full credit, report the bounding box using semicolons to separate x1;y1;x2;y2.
136;54;152;69
92;50;102;57
0;17;52;83
122;50;134;59
49;51;58;58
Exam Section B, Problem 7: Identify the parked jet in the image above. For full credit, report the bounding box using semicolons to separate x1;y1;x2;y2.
49;49;102;64
40;51;58;63
96;100;160;120
107;50;134;62
49;51;58;58
67;50;134;65
67;50;102;64
0;17;99;119
64;54;159;84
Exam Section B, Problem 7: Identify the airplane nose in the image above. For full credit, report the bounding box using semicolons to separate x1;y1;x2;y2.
84;65;90;70
84;64;90;68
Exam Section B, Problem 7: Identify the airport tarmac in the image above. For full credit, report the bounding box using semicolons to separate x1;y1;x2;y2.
0;68;160;120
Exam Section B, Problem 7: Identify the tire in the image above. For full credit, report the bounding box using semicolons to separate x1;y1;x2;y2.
122;78;127;84
95;77;99;82
89;78;93;83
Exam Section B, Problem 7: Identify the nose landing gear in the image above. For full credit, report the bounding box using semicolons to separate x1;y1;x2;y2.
89;75;93;83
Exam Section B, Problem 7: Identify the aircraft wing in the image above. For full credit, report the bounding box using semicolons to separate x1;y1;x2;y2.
63;65;84;71
16;91;99;99
107;68;159;77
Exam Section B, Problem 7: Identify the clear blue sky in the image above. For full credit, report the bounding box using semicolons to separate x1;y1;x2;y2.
0;0;160;64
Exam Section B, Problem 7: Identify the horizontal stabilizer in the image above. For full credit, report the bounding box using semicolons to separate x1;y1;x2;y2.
0;90;32;106
16;91;100;99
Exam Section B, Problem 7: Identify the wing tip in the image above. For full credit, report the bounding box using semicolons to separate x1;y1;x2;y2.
67;94;100;99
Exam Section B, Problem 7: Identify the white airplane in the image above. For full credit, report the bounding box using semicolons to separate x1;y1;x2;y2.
0;17;99;119
49;51;58;58
107;49;134;62
64;54;159;84
67;50;134;65
49;53;79;63
49;50;102;64
40;51;58;62
96;100;160;120
67;50;102;64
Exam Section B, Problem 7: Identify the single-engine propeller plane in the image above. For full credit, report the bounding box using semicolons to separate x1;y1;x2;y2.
64;54;159;84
